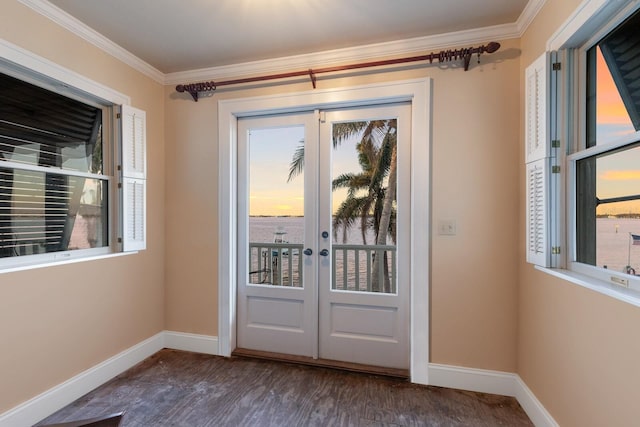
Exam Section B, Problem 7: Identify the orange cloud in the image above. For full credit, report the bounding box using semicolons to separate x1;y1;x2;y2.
600;170;640;181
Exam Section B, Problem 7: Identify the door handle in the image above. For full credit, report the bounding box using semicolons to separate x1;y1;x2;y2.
303;248;313;256
319;249;329;257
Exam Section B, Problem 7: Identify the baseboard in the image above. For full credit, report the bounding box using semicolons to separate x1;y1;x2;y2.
513;375;559;427
1;336;555;427
0;332;164;427
163;331;219;355
428;363;558;427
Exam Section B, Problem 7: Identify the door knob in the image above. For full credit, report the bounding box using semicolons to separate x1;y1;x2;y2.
319;249;329;257
303;248;313;256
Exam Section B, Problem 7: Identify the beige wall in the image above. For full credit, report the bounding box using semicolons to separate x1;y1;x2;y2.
0;1;165;412
164;39;522;372
519;0;640;425
12;0;635;423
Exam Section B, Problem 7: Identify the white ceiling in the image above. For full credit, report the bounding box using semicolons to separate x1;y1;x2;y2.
46;0;532;75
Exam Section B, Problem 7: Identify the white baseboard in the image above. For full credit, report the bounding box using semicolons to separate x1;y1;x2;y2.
163;331;219;355
428;363;558;427
0;332;164;427
513;375;559;427
1;334;555;427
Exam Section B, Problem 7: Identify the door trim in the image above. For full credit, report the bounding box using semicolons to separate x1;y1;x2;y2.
218;78;432;384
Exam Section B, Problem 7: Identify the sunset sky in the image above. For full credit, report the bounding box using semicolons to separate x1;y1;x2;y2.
248;125;360;217
595;47;640;214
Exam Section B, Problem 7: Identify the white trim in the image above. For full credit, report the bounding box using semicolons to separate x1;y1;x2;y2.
428;363;559;427
0;333;164;427
164;331;220;355
0;251;133;275
428;363;518;396
218;79;431;383
536;266;640;308
517;0;548;35
547;0;640;51
0;38;130;105
16;0;164;84
514;375;560;427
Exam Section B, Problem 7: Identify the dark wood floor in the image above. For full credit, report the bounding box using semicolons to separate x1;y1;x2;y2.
36;349;533;427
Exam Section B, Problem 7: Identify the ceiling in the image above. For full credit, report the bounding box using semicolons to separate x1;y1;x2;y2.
46;0;532;75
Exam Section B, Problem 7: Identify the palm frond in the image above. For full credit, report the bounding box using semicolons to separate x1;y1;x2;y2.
287;140;305;182
332;122;367;147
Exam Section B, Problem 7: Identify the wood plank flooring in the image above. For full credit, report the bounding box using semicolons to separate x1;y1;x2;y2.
36;349;533;427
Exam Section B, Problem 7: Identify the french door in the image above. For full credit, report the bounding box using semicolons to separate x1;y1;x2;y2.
237;104;410;370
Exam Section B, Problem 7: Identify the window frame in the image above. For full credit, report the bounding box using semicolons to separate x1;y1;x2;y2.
537;0;640;304
0;40;143;272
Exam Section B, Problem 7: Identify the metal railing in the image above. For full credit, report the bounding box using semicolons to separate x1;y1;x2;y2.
249;243;303;287
333;244;396;293
248;242;396;293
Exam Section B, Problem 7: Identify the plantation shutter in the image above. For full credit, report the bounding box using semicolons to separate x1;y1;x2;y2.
525;52;555;267
526;159;550;266
121;105;146;251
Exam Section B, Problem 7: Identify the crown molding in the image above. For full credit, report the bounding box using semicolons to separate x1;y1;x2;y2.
517;0;547;34
164;22;521;85
17;0;165;84
21;0;545;87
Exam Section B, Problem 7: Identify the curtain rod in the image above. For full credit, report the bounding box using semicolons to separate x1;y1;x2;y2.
176;41;500;101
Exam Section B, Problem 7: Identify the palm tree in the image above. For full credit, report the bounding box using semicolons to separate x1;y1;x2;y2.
333;121;397;292
288;119;398;292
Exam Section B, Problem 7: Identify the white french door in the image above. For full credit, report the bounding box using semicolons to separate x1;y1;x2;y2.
237;104;410;370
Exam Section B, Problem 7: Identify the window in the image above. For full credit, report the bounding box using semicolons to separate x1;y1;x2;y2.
0;68;146;269
570;9;640;287
526;3;640;298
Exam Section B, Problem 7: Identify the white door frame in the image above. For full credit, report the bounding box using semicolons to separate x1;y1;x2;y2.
218;78;432;384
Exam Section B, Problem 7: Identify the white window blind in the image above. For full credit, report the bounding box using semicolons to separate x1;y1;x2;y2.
121;105;146;251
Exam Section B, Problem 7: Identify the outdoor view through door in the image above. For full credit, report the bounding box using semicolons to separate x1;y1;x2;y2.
237;105;410;370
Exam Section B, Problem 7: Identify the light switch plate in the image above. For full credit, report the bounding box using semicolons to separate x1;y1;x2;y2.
438;219;456;235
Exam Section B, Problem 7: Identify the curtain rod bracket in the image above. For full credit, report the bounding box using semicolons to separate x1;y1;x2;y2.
176;82;217;102
309;69;317;89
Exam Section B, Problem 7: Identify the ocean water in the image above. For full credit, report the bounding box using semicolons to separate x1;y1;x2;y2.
248;216;640;279
596;218;640;273
249;216;375;245
248;216;387;291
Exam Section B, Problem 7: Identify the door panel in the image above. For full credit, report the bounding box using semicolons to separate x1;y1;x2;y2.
318;105;410;369
237;113;318;357
237;105;410;370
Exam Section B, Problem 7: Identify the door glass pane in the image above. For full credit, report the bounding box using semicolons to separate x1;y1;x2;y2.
331;119;397;293
247;126;304;287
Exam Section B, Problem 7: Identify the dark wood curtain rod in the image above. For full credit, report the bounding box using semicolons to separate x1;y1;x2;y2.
176;41;500;101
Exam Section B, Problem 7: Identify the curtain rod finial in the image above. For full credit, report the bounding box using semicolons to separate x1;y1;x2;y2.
486;42;500;53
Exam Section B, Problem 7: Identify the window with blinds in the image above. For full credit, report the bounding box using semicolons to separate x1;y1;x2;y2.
0;71;108;258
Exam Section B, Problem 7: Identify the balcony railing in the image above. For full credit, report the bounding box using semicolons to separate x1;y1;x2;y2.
248;242;396;293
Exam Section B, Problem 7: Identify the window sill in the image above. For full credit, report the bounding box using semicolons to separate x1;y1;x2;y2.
0;251;137;275
535;266;640;308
